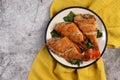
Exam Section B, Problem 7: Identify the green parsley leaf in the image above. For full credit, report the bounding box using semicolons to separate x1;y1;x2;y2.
97;30;102;38
70;59;83;67
87;42;93;48
79;46;85;53
50;30;60;38
83;39;94;48
63;11;75;22
83;39;89;45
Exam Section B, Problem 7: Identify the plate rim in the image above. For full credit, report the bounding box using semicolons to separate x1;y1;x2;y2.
45;6;108;68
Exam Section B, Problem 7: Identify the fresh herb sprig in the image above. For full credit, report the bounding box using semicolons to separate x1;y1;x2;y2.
50;30;61;38
83;39;93;48
70;59;83;67
63;11;75;22
79;46;85;53
97;30;102;38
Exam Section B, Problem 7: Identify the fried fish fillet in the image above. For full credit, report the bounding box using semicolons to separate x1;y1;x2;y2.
74;14;100;60
83;32;100;61
77;23;96;33
74;14;95;24
74;14;96;33
46;37;83;61
83;49;100;61
47;14;101;62
85;32;99;51
55;22;84;43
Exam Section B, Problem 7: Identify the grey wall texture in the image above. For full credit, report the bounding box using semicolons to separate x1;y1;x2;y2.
0;0;120;80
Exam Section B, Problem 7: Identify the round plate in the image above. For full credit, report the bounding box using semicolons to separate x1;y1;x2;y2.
45;7;107;68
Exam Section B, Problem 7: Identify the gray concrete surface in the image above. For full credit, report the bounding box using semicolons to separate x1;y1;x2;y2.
0;0;120;80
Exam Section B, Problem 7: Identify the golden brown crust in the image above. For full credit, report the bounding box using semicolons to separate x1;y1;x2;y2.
77;23;96;33
55;22;80;36
55;22;84;43
85;32;99;51
47;37;83;61
47;14;101;62
74;14;95;24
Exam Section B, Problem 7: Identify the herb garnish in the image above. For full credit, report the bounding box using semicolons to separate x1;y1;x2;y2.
70;59;83;67
79;46;85;53
97;30;102;38
83;39;93;48
50;30;60;38
63;11;75;22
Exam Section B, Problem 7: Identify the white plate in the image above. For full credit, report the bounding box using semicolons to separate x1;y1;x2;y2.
45;7;107;68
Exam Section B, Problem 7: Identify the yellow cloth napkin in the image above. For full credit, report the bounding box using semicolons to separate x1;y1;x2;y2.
28;46;106;80
28;0;120;80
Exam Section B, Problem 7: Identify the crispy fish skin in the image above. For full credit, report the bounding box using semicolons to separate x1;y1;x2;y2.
47;37;72;53
85;32;99;51
77;23;96;33
79;32;100;61
55;22;80;36
74;14;95;24
74;14;100;60
47;14;101;62
55;22;84;43
83;32;100;61
55;22;88;51
83;49;100;61
46;37;83;61
74;14;96;33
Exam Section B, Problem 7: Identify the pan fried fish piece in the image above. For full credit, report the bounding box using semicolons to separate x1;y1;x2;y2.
47;13;101;63
55;22;84;43
85;32;99;50
46;37;83;61
74;14;95;24
83;32;100;61
77;23;96;33
83;49;100;61
74;14;100;60
74;14;96;33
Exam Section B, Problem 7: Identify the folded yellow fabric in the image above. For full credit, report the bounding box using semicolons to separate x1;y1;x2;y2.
28;0;120;80
28;46;106;80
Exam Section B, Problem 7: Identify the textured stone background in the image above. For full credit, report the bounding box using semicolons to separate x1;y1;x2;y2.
0;0;120;80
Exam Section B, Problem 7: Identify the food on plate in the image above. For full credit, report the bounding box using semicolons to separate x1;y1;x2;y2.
97;30;102;38
74;14;100;61
55;22;84;43
74;14;95;24
46;11;103;66
46;37;83;61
